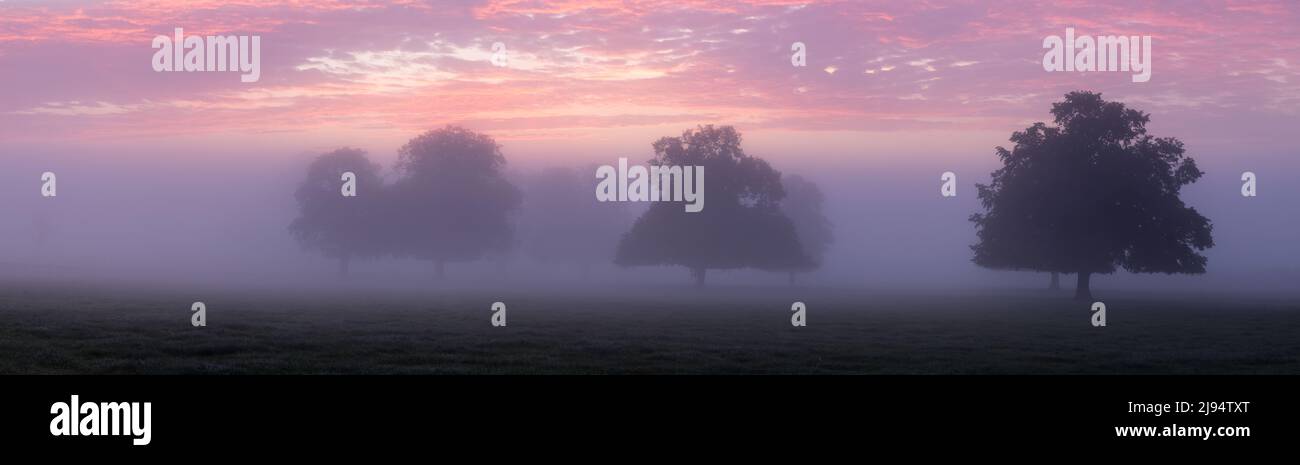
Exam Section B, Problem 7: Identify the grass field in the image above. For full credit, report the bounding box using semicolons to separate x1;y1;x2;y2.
1;281;1297;374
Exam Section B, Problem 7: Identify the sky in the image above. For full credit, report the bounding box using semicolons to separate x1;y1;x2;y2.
1;0;1296;159
0;0;1298;293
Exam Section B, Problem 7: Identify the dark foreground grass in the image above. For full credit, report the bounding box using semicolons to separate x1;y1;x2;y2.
0;283;1297;374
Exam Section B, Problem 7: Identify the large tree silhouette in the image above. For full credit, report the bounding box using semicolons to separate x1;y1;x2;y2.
615;125;809;286
388;126;522;278
970;91;1214;300
779;174;834;284
289;148;385;276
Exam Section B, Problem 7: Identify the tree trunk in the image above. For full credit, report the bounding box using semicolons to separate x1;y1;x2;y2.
338;255;350;277
1049;271;1060;290
1074;271;1092;301
435;260;445;279
691;267;706;288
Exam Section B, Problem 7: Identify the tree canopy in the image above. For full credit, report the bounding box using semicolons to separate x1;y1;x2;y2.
386;125;522;277
780;174;834;278
970;91;1214;300
615;125;809;286
288;148;385;275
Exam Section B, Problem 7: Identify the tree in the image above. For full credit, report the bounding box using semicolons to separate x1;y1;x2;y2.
970;91;1214;300
779;174;834;285
289;148;385;276
387;126;522;278
615;125;809;287
519;166;632;278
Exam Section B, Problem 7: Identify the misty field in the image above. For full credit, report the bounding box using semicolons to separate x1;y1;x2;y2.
1;282;1297;374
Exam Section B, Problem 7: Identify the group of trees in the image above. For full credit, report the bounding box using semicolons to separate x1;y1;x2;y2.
290;126;521;278
290;125;834;285
293;92;1214;298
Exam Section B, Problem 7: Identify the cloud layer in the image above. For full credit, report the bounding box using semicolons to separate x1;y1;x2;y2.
1;0;1297;158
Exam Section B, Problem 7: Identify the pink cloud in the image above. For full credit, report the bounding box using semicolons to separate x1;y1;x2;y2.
0;0;1295;158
